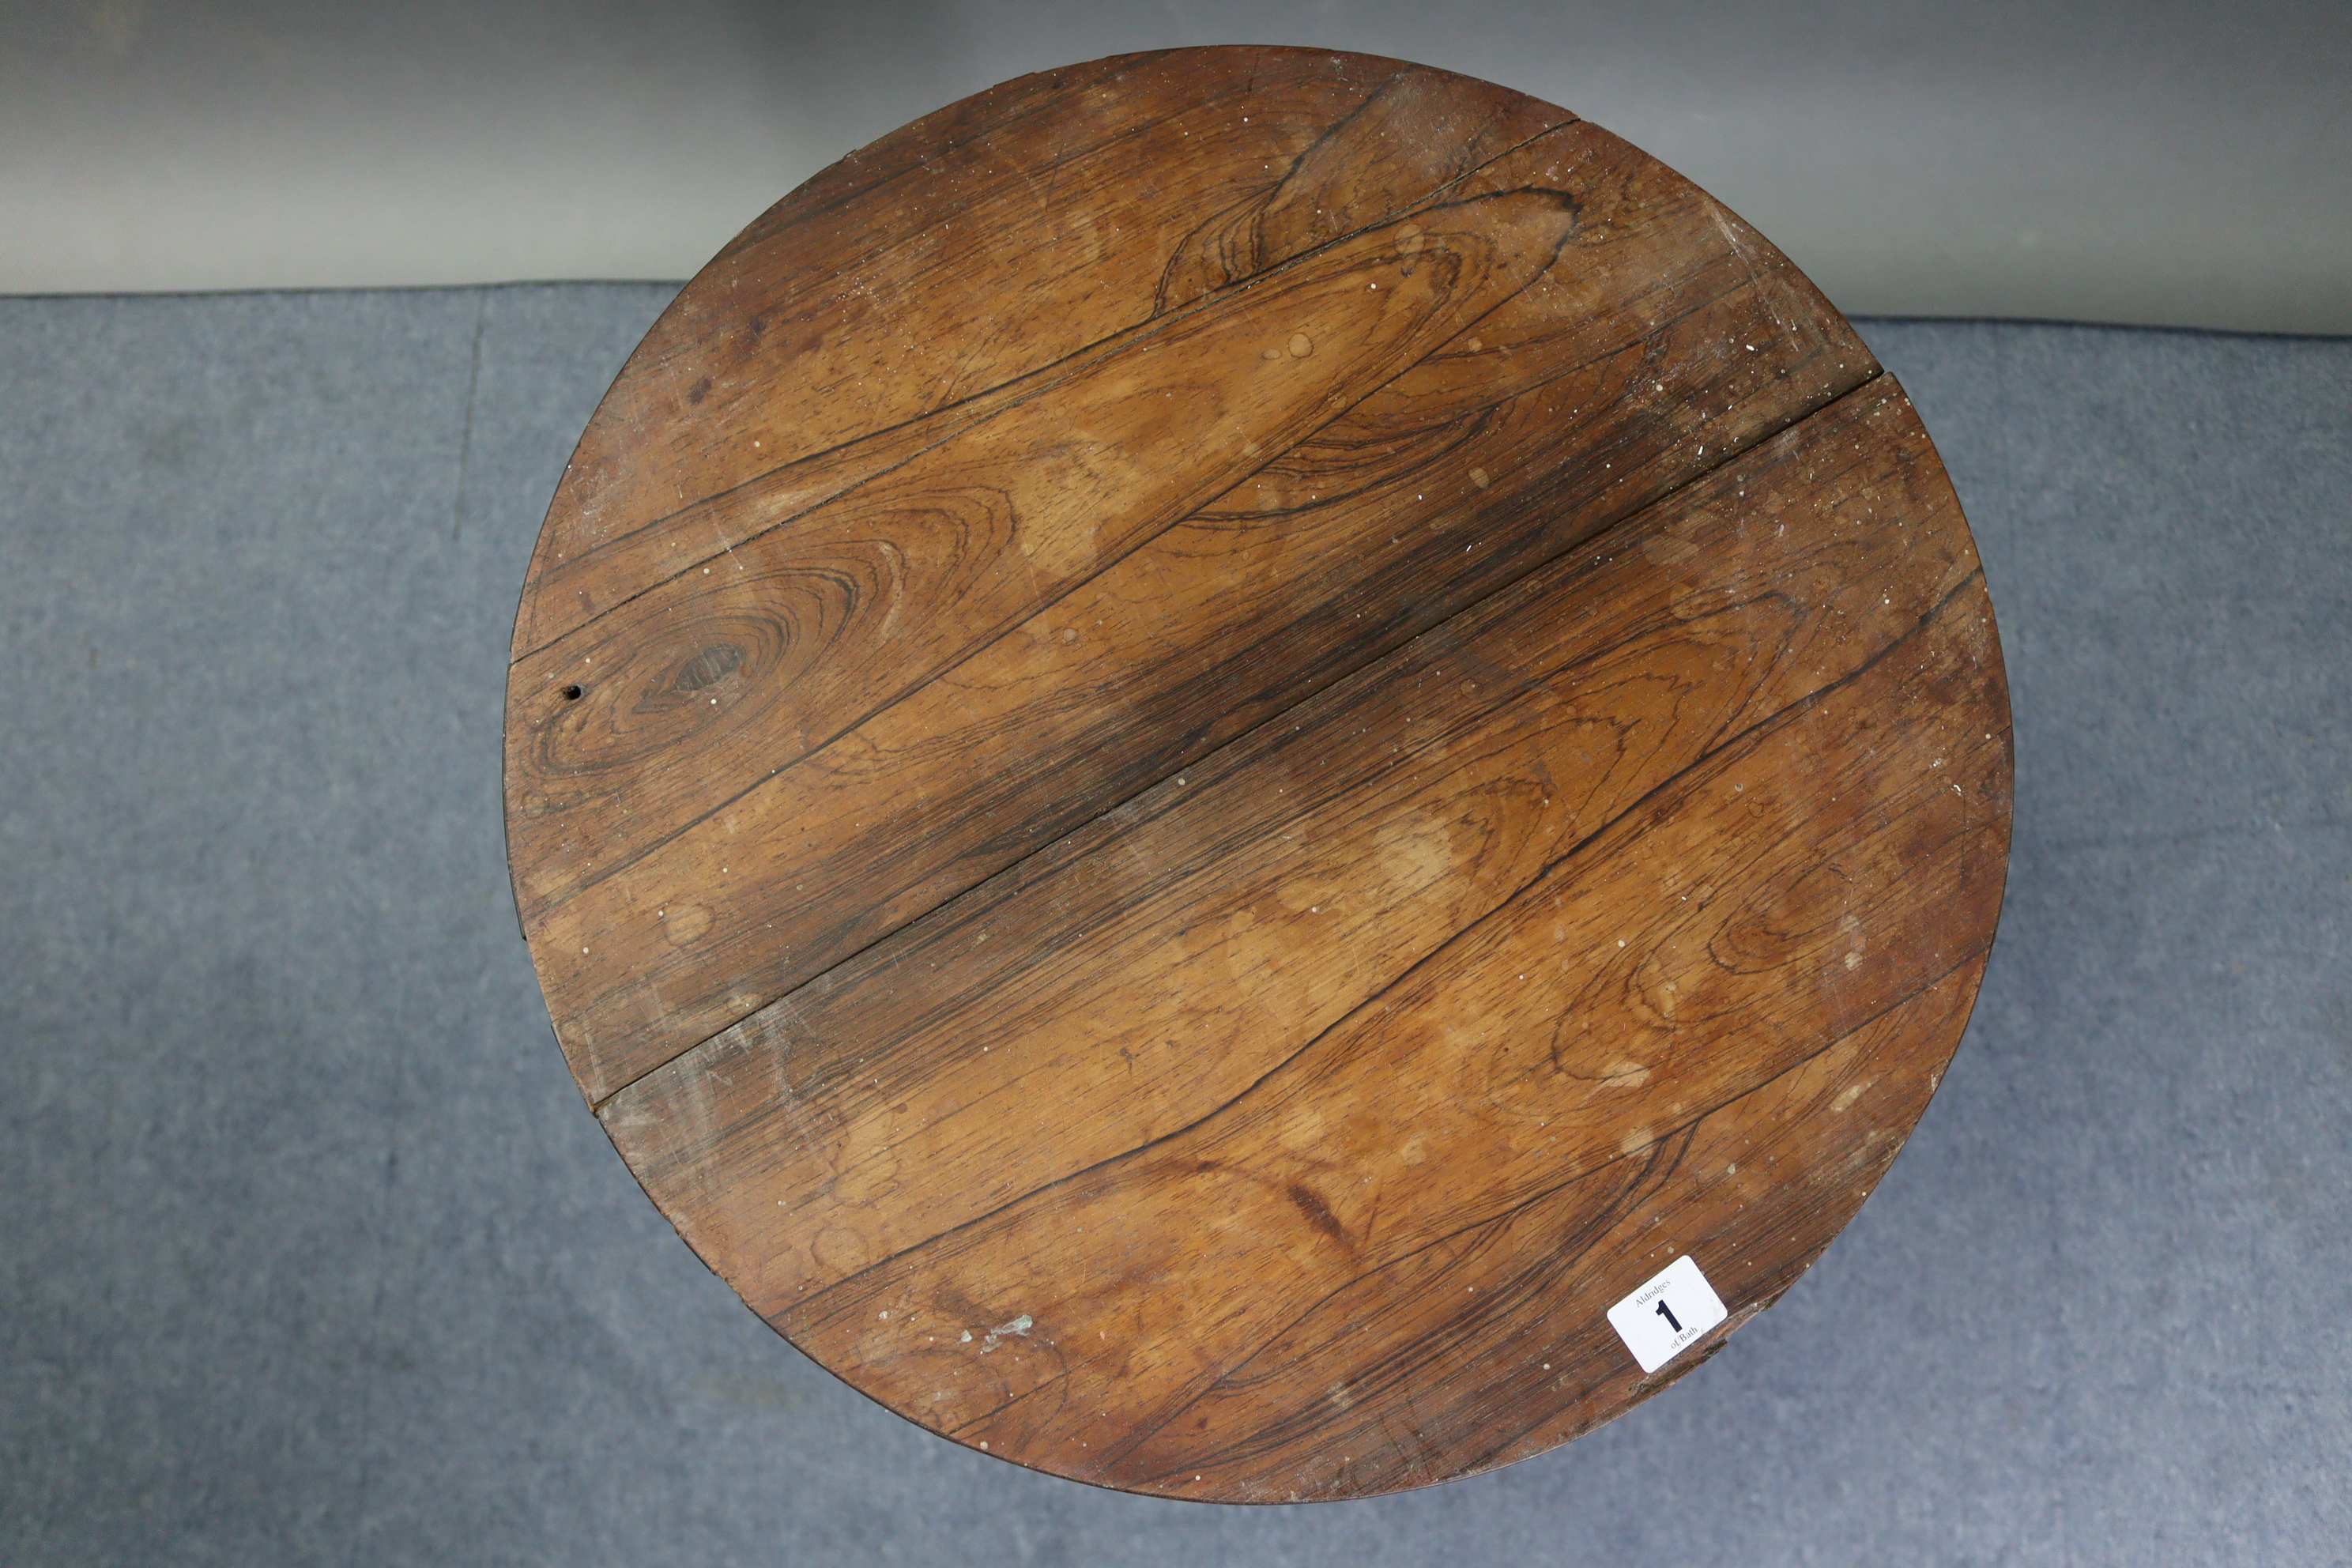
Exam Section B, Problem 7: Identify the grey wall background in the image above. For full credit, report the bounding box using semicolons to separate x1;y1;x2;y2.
4;0;2350;331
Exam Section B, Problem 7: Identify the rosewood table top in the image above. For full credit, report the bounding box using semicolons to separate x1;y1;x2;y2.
503;45;2012;1502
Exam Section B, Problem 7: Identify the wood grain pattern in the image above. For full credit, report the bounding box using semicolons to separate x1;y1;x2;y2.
513;51;1570;658
509;112;1876;1101
503;47;2012;1501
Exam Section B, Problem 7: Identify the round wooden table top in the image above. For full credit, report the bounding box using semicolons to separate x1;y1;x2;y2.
503;46;2012;1502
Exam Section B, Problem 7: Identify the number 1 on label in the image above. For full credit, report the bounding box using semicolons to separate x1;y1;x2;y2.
1609;1255;1727;1374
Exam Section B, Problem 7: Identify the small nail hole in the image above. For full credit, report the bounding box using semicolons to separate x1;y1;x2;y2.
560;684;583;701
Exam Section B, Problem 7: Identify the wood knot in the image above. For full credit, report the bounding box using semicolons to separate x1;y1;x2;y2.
671;643;744;694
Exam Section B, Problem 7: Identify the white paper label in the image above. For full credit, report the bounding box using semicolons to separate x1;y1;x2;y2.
1606;1253;1728;1374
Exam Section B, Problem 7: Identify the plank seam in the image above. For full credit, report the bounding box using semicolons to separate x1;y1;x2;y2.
579;368;1895;1110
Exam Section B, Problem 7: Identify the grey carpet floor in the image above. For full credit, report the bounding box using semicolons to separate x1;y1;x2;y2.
2;288;2346;1566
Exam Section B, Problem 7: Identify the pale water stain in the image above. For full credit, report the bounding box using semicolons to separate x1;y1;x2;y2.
978;1314;1035;1353
662;903;713;946
1830;1080;1873;1114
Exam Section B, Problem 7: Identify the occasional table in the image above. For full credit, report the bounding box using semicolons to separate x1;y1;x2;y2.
503;46;2011;1502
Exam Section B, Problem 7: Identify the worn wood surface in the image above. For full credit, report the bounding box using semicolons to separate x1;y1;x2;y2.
504;47;2012;1501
